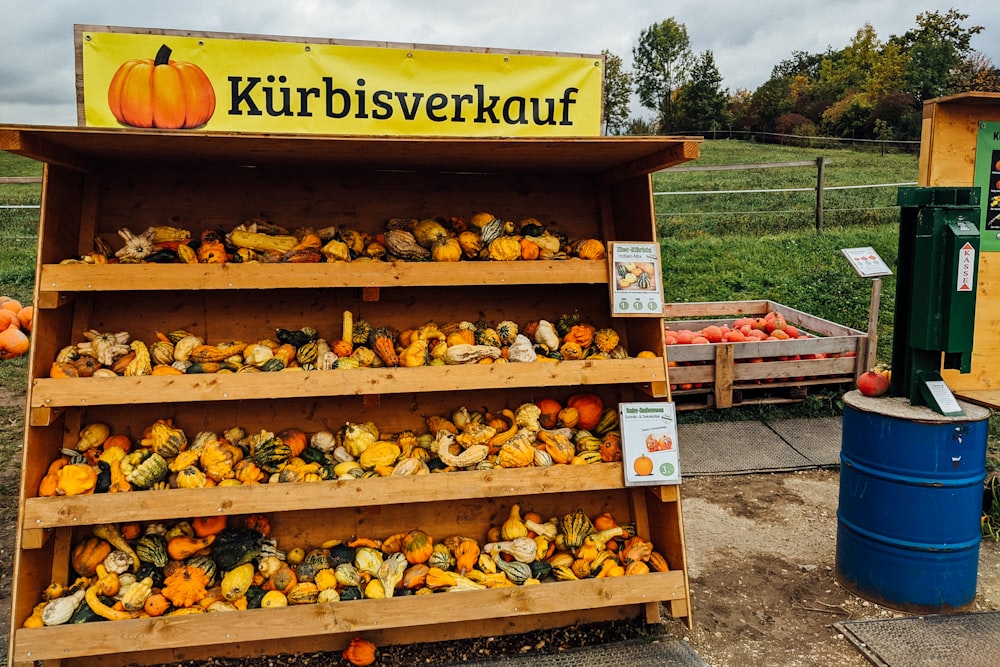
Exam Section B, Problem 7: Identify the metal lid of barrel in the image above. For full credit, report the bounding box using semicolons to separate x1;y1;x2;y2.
836;390;991;613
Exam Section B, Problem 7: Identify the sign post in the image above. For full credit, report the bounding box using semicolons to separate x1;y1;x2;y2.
841;247;893;372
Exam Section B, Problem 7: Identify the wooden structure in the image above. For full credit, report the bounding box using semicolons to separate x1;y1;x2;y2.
663;301;867;410
1;125;700;666
917;92;1000;408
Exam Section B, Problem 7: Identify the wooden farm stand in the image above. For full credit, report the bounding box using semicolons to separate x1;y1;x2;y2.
916;92;1000;409
1;126;700;666
664;301;868;410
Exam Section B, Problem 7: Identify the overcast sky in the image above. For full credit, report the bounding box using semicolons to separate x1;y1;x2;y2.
2;0;999;126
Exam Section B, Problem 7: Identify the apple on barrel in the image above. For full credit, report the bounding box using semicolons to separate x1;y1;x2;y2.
857;368;890;397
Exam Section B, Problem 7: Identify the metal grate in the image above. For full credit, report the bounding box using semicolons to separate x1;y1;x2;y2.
836;612;1000;667
678;420;815;475
765;417;843;466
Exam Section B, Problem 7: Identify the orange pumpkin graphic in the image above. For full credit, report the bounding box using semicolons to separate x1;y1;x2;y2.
633;454;654;477
107;44;215;129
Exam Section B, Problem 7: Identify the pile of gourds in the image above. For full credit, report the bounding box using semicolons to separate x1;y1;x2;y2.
36;394;623;497
48;311;644;378
60;214;607;265
23;505;669;627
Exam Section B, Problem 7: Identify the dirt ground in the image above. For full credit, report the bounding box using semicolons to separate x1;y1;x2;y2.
676;469;1000;667
0;407;998;666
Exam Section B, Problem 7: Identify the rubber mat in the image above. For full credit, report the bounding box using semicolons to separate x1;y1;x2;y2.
440;636;707;666
836;611;1000;666
678;417;841;476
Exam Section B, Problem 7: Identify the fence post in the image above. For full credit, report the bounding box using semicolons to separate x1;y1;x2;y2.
815;156;826;232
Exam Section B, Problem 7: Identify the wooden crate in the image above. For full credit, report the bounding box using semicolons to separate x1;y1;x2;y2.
2;125;700;666
664;300;867;410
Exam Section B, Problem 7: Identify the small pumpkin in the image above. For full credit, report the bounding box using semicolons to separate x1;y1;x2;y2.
143;592;171;617
574;238;606;260
487;235;521;262
431;236;462;262
566;393;604;430
162;565;210;608
343;637;377;667
401;529;434;565
593;328;620;354
192;515;227;538
55;463;98;496
72;537;113;577
519;236;540;260
599;432;623;462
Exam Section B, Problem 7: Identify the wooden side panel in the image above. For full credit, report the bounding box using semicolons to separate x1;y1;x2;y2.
918;94;1000;392
943;253;1000;390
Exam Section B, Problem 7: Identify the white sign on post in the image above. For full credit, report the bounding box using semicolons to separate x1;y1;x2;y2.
619;402;681;486
841;247;893;278
608;242;664;316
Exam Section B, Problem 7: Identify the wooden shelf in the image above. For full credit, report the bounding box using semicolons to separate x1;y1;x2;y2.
37;259;609;295
29;358;668;409
21;464;626;530
12;570;686;664
6;125;698;664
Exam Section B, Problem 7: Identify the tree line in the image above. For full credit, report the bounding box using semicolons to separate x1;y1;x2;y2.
602;9;999;141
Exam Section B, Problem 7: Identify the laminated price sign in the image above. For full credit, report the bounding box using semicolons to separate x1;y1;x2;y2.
618;402;681;486
608;242;664;316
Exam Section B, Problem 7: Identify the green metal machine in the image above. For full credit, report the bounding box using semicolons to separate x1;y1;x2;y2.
890;187;981;415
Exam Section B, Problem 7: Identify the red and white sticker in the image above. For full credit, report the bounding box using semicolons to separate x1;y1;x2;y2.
957;242;975;292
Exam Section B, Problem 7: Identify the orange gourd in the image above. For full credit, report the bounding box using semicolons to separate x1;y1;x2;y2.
167;534;215;561
566;393;604;430
143;592;171;617
600;432;623;462
331;338;354;357
536;398;562;430
107;44;216;129
343;637;377;667
401;529;434;565
72;537;112;577
102;434;133;454
162;565;210;608
277;428;308;458
17;305;33;333
519;236;540;260
0;324;29;360
0;309;17;331
191;515;227;538
563;324;596;349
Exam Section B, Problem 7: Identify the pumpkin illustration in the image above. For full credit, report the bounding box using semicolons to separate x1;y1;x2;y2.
108;44;215;129
633;454;654;476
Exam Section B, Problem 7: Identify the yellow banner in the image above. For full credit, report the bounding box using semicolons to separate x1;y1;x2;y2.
78;27;604;137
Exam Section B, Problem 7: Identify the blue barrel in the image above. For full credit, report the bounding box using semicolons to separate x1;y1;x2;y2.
836;390;990;613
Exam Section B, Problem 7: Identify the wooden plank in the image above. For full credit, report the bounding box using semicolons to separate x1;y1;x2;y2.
38;259;610;292
714;344;735;408
0;125;700;177
52;606;639;667
29;358;668;408
22;464;627;529
667;159;830;172
12;571;687;662
954;390;1000;410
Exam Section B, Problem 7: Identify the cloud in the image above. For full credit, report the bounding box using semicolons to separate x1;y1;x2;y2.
1;0;998;126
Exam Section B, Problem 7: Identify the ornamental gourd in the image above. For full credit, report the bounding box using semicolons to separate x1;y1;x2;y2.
107;44;216;129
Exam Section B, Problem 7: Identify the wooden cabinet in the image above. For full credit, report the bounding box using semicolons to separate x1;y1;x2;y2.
2;126;699;666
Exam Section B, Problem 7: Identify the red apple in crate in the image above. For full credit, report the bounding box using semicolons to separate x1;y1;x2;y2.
857;370;890;397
